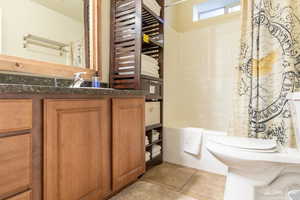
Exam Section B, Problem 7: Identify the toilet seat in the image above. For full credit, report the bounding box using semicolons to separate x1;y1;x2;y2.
206;135;300;164
208;135;278;152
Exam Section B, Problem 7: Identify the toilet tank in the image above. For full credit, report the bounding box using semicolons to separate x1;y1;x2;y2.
287;92;300;151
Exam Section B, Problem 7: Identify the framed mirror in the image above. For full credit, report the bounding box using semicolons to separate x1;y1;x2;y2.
0;0;101;78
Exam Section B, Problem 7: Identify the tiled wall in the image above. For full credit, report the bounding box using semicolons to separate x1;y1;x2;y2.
164;16;241;132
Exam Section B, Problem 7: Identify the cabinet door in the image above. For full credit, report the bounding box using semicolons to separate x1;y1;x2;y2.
44;99;111;200
112;98;145;191
6;191;31;200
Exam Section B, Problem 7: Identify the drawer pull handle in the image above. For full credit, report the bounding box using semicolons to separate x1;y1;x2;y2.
15;62;24;68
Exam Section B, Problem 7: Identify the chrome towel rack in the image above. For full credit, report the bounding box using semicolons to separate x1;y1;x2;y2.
23;34;69;55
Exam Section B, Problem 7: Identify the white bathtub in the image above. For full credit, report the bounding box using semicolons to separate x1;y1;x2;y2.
163;127;228;175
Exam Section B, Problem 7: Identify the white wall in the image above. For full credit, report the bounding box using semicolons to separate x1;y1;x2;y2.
100;0;111;83
0;0;84;66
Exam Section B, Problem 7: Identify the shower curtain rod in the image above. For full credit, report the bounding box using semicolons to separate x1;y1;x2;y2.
165;0;190;8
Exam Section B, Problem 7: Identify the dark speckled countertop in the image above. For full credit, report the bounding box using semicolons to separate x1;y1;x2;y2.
0;73;145;96
0;84;145;96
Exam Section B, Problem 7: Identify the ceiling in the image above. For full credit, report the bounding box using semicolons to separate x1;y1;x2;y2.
31;0;84;22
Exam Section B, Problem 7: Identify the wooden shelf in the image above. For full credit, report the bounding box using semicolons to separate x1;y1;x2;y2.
142;4;164;25
111;0;164;171
146;123;162;131
141;74;163;82
146;96;163;101
146;139;162;148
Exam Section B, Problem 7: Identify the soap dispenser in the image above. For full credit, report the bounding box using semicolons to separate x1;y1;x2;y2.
92;72;101;88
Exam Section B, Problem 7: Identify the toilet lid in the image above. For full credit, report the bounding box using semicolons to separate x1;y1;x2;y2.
208;136;278;151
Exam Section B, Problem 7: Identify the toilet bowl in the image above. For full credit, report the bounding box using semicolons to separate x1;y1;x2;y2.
206;136;300;200
206;92;300;200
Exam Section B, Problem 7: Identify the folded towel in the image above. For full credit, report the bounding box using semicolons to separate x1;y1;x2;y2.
152;144;162;150
183;128;203;156
142;54;158;65
143;0;161;16
152;130;160;136
145;137;150;146
145;151;151;161
141;71;159;78
152;131;160;141
142;68;159;75
152;144;162;154
152;151;161;158
141;71;160;78
142;64;159;71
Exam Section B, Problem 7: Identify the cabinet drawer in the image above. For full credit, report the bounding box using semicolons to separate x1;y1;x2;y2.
0;100;32;134
145;102;161;126
141;78;162;98
6;191;31;200
0;135;32;198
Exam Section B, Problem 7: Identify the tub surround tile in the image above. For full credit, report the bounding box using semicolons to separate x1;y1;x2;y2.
141;163;197;191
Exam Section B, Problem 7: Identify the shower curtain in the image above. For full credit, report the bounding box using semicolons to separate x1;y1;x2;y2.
230;0;300;147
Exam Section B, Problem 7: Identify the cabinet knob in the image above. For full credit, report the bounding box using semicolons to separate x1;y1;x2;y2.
15;62;24;68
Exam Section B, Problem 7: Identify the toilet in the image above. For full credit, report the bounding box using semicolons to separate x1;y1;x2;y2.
206;92;300;200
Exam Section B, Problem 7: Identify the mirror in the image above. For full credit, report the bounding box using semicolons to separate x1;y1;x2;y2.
0;0;92;69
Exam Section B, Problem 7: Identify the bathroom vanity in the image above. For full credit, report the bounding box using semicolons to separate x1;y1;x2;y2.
0;0;148;199
0;83;145;200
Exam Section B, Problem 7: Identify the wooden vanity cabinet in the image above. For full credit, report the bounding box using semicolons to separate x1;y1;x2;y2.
44;99;111;200
112;98;145;191
0;96;145;200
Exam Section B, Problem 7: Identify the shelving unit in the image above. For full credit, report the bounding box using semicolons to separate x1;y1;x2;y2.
110;0;164;170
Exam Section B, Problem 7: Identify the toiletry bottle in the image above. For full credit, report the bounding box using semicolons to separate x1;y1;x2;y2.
92;72;101;88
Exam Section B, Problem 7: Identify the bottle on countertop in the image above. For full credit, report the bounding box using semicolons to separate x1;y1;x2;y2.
92;72;101;88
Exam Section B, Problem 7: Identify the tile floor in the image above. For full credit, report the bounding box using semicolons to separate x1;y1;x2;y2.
110;163;226;200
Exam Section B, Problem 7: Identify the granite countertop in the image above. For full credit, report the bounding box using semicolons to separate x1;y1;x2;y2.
0;84;145;96
0;73;144;96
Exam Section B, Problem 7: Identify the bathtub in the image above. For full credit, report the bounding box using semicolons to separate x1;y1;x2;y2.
163;127;228;175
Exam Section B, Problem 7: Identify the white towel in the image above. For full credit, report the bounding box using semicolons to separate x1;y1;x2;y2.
152;151;161;158
143;0;161;16
145;136;150;146
152;144;162;154
183;128;203;156
142;54;158;65
145;151;151;161
142;67;159;73
141;54;160;78
152;131;160;141
141;72;160;78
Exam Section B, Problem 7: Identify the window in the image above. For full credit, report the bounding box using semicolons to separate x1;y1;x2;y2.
228;5;241;13
193;0;241;22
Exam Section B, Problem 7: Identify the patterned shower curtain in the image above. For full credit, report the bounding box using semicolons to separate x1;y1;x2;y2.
230;0;300;147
